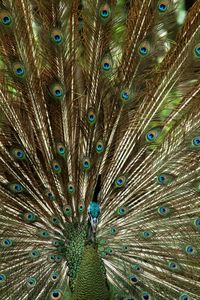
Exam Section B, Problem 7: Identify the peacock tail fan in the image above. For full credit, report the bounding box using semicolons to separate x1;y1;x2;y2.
0;0;200;299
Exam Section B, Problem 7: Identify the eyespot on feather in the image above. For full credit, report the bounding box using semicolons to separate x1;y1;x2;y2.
50;289;62;300
11;147;26;160
145;128;161;142
101;54;113;73
99;3;111;22
138;41;151;57
56;143;67;157
49;82;64;101
63;205;72;217
67;183;75;195
95;140;104;154
87;108;96;125
156;173;174;185
52;160;62;174
157;1;172;13
81;157;91;171
12;62;26;78
0;11;13;27
51;29;63;45
114;175;126;188
8;182;24;193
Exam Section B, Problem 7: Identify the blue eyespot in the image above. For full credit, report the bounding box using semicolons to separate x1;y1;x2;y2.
159;4;167;12
122;92;129;100
96;144;103;151
129;274;138;283
52;161;61;174
27;277;37;287
185;245;194;254
147;133;154;140
142;292;149;300
0;274;6;283
143;230;152;238
132;264;141;272
16;67;24;76
117;179;123;185
58;147;65;154
101;10;109;18
158;175;165;183
51;271;59;281
194;219;200;227
82;160;90;170
55;89;62;97
158;206;169;216
2;239;12;247
67;183;75;194
103;62;111;71
2;15;12;25
139;47;147;55
17;150;24;158
30;249;40;259
168;261;177;270
51;289;62;299
195;47;200;56
180;294;189;300
111;226;118;234
193;137;200;145
47;192;56;201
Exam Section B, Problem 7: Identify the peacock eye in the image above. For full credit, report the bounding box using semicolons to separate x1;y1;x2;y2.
195;47;200;56
159;4;166;11
158;206;168;215
30;249;40;259
52;160;62;174
180;294;189;300
121;91;129;100
142;230;153;238
23;211;37;223
0;274;6;283
0;11;12;26
142;292;150;300
51;29;63;44
101;10;109;18
81;158;91;171
51;289;62;300
192;137;200;146
26;277;37;287
50;215;60;225
185;245;194;254
50;271;59;282
138;41;151;57
168;261;178;270
11;148;26;160
9;182;23;193
87;109;96;125
114;176;126;188
49;83;64;101
95;140;104;154
129;274;138;284
1;239;13;247
110;226;118;235
67;183;75;194
99;4;111;21
63;205;72;216
193;219;200;227
12;63;26;78
145;128;161;142
38;229;49;238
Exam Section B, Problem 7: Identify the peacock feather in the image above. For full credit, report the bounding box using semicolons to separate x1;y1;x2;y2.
0;0;200;299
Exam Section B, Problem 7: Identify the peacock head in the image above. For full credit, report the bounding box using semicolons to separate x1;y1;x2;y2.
87;201;101;233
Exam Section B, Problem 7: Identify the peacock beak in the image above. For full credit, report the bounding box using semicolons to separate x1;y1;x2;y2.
90;217;98;233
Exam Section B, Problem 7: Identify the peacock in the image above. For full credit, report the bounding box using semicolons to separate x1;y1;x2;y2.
0;0;200;299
